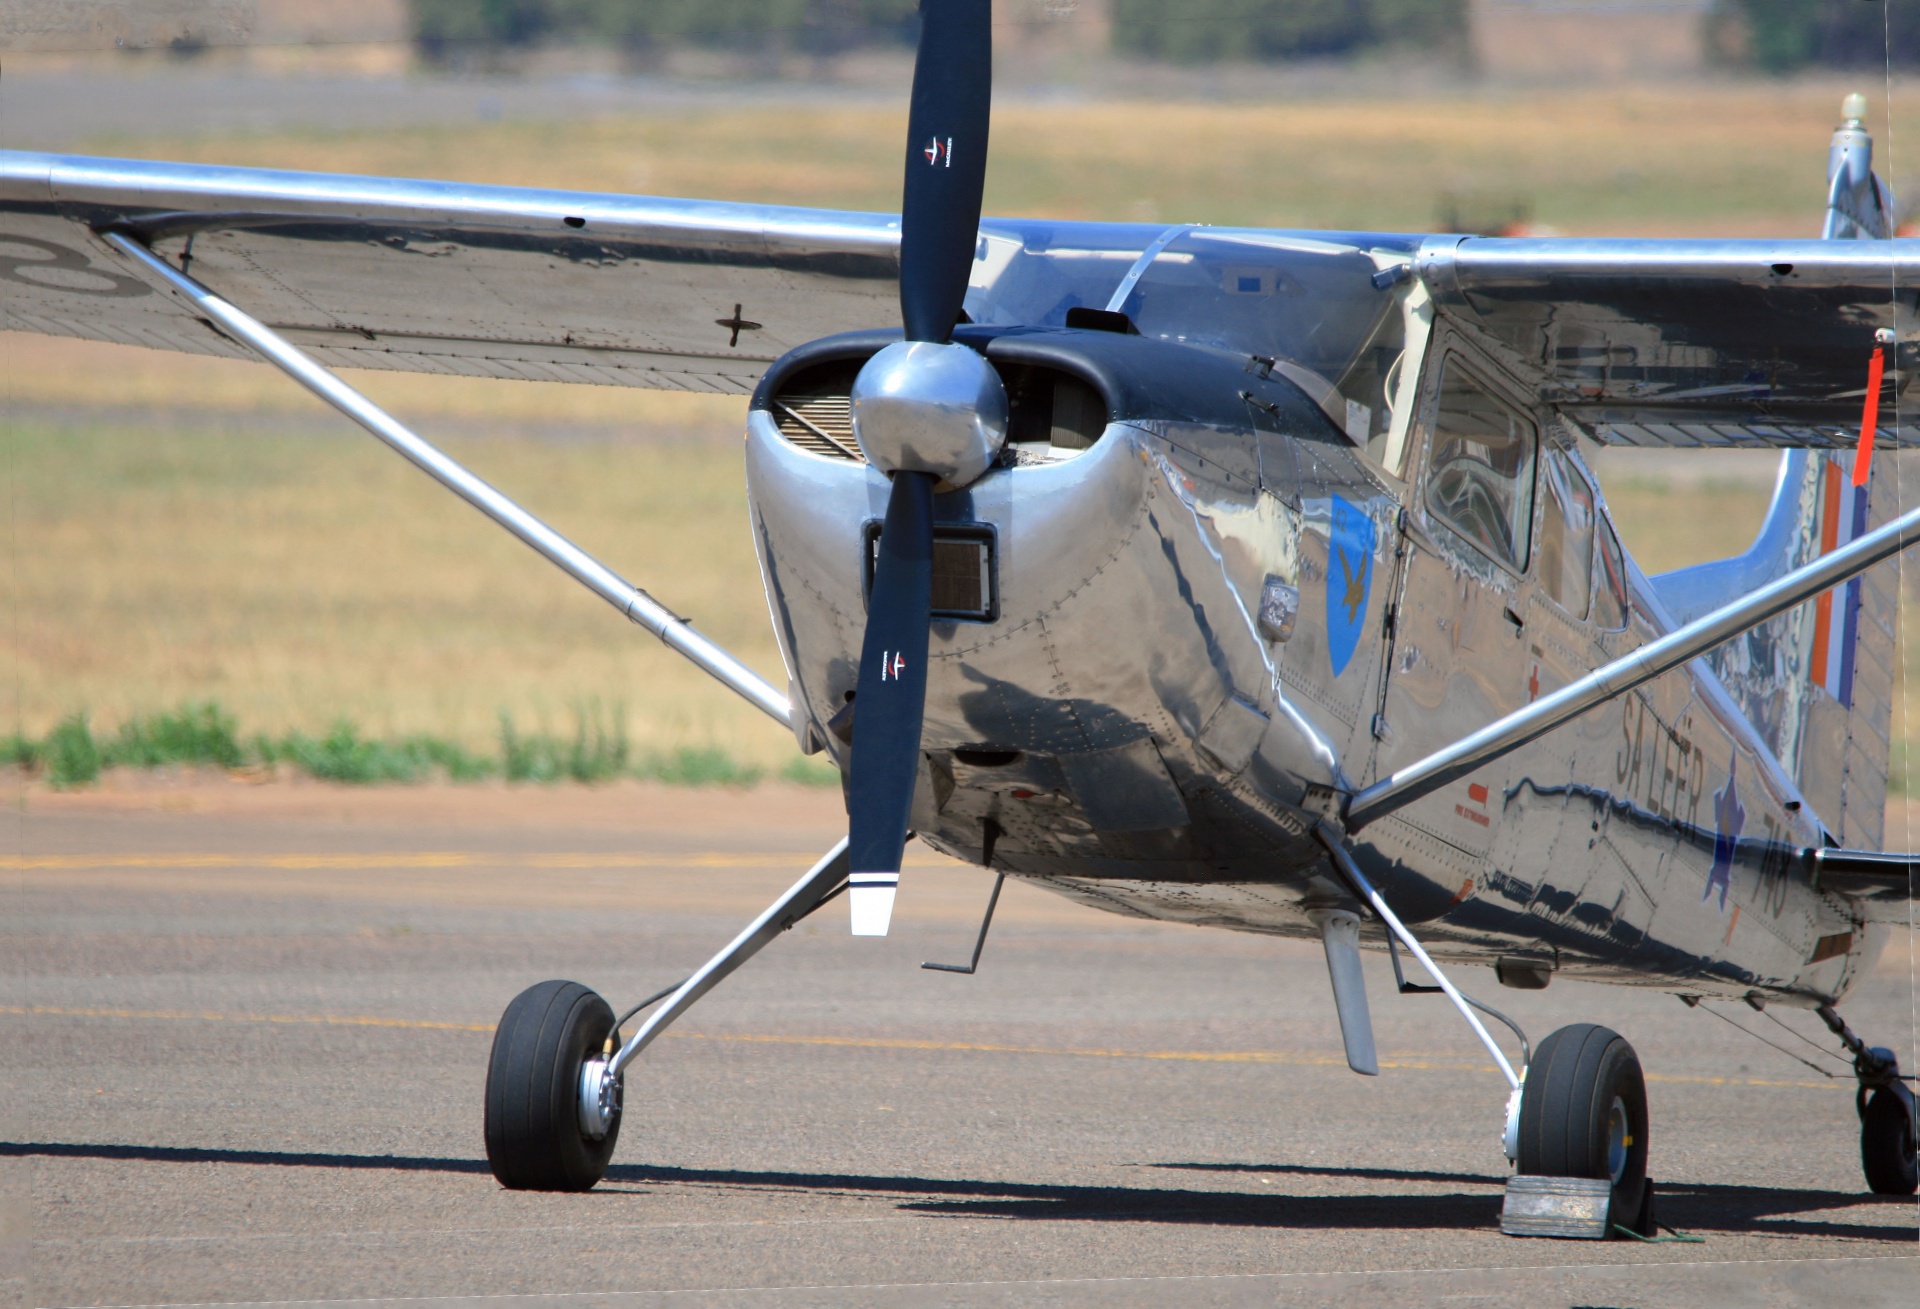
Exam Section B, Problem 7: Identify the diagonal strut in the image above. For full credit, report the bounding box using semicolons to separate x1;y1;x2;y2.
103;229;791;729
1346;491;1920;831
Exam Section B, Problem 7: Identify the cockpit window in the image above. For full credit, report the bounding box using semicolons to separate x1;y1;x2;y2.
1425;357;1537;572
1538;447;1595;619
1593;516;1631;631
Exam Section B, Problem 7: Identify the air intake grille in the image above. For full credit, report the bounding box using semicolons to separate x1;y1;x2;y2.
771;393;864;461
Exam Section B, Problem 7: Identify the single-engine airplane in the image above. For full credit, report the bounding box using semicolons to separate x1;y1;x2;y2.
4;3;1918;1233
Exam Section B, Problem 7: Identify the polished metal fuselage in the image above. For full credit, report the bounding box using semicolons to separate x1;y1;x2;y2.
746;331;1875;1011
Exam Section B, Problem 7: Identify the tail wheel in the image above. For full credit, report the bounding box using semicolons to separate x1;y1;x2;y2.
484;979;621;1191
1861;1087;1919;1195
1517;1023;1650;1232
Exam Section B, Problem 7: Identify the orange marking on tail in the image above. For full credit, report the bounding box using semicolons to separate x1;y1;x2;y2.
1811;461;1843;678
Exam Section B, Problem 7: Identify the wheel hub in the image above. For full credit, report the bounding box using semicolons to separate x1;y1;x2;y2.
1606;1094;1631;1185
578;1054;619;1141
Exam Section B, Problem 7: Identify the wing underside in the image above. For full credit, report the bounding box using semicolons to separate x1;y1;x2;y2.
1420;237;1920;449
0;151;901;395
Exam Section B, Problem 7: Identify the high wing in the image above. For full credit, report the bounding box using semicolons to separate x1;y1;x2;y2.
0;151;899;394
1420;236;1920;448
7;148;1920;438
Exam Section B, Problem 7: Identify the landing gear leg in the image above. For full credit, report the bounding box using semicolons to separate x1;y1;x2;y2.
1819;1004;1918;1195
483;838;851;1192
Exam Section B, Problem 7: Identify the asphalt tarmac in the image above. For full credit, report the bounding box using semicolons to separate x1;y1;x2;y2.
4;776;1915;1307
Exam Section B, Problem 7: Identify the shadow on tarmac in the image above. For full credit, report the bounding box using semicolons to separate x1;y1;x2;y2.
5;1141;1911;1242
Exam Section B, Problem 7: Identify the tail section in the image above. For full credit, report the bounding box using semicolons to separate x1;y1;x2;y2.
1795;454;1897;848
1646;94;1899;846
1652;453;1897;846
1825;91;1896;241
1808;459;1874;710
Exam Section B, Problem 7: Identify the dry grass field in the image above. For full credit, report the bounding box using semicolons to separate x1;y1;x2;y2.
7;80;1918;783
3;352;780;766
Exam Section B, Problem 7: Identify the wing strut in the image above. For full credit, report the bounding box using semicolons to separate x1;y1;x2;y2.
1345;488;1920;831
102;230;791;730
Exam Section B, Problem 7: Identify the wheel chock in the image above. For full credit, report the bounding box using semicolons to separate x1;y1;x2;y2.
1499;1175;1613;1239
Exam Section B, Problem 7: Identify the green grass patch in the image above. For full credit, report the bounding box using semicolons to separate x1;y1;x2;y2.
779;755;842;787
499;703;630;783
640;745;763;787
43;712;103;789
109;702;246;770
6;702;820;790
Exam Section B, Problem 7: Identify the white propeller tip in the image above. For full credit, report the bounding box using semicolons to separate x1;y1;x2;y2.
849;873;899;936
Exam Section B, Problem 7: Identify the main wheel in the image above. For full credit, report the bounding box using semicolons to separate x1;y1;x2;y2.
1861;1087;1918;1195
484;979;622;1191
1517;1023;1650;1234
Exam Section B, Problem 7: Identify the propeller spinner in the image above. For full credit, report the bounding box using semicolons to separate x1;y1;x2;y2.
844;0;1005;935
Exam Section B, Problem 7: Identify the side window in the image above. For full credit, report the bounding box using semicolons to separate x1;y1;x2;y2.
1537;448;1595;619
1425;357;1537;572
1592;516;1630;631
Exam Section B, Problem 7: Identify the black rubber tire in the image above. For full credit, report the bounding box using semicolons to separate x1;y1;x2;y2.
1861;1087;1919;1196
484;979;621;1191
1517;1022;1650;1233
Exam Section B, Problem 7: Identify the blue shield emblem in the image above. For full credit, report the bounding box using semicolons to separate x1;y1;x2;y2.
1325;495;1375;676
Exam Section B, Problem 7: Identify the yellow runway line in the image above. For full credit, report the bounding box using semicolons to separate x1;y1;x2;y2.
0;1005;1840;1091
1;1004;491;1032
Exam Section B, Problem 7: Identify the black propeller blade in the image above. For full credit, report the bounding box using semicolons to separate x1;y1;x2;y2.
846;469;935;933
845;0;994;934
899;0;993;345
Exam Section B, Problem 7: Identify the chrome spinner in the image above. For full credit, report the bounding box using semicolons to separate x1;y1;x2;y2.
849;340;1008;484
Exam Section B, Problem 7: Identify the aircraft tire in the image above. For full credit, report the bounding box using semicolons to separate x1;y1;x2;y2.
484;979;621;1191
1860;1086;1918;1195
1516;1022;1649;1232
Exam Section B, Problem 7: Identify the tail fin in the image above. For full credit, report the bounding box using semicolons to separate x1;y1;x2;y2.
1825;91;1896;240
1791;453;1896;847
1652;454;1896;846
1646;94;1899;845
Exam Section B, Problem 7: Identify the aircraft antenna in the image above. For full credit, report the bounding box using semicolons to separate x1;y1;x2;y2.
1692;1002;1841;1080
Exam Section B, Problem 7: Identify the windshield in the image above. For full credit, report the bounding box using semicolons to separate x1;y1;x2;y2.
966;218;1425;457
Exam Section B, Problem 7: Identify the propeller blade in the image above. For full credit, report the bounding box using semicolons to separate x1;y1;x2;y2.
899;0;992;344
843;0;994;935
846;470;937;935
